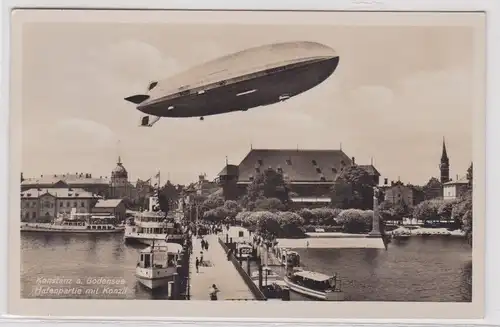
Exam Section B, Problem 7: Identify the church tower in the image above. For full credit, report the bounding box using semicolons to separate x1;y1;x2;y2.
440;138;450;184
110;156;129;199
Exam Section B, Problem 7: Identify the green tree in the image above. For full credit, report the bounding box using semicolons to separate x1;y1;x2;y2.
438;200;457;221
254;198;285;212
243;168;289;209
276;211;305;237
250;211;281;237
203;207;228;222
422;177;442;200
162;180;180;202
412;200;439;222
223;200;242;222
336;209;372;233
156;188;170;216
452;189;472;235
310;207;341;225
467;162;473;189
330;165;376;210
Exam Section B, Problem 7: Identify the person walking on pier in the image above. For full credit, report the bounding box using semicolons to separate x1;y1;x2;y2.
195;257;200;273
209;284;220;300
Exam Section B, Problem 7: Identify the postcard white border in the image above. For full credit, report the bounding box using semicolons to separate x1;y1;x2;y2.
0;0;498;325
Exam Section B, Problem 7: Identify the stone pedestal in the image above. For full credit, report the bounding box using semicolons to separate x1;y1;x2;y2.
368;186;382;237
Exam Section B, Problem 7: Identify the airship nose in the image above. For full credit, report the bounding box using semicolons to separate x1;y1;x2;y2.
300;41;338;60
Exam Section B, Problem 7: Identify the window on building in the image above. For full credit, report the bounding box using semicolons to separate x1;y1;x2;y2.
81;201;85;207
32;212;36;218
59;202;63;207
341;160;346;166
286;159;292;165
312;160;317;166
257;159;263;166
73;201;77;207
255;167;260;173
332;167;338;174
320;176;326;181
277;167;283;174
316;167;322;174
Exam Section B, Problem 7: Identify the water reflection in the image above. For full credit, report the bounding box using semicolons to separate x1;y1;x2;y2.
21;233;472;301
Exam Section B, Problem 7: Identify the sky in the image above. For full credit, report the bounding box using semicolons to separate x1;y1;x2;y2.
20;20;479;186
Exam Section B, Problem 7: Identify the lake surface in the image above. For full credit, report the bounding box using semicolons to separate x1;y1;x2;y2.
21;233;472;301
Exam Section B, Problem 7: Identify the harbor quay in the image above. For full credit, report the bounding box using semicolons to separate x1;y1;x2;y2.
188;234;255;300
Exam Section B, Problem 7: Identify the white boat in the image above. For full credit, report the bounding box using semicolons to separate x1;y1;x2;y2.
284;269;344;301
20;212;124;233
135;241;183;290
124;211;184;245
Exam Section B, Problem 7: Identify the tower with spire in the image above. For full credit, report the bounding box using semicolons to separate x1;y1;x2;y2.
440;137;450;184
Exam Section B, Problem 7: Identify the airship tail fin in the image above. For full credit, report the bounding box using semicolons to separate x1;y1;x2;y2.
125;94;150;104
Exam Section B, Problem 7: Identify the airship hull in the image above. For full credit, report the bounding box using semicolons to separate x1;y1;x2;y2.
126;41;340;120
138;56;338;118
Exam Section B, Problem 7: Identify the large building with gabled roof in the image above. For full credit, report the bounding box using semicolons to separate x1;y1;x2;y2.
20;187;100;222
216;148;381;206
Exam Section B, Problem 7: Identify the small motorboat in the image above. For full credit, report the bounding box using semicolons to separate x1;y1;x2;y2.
284;268;344;301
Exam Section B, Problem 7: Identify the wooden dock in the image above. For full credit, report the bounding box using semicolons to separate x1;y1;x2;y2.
188;234;255;301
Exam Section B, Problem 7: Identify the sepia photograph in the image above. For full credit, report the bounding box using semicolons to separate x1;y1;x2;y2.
8;9;486;319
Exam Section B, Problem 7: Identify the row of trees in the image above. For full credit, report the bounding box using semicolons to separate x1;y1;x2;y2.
182;160;473;239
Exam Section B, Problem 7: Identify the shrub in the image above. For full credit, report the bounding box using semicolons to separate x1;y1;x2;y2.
336;209;372;233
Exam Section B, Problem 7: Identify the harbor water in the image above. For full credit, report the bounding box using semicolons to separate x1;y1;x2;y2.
21;233;472;301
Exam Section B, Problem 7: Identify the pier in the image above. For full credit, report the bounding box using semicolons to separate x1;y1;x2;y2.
189;234;255;300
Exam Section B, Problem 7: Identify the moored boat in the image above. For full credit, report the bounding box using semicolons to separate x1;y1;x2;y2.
284;268;344;301
251;266;288;300
20;212;124;233
135;241;183;290
124;211;184;246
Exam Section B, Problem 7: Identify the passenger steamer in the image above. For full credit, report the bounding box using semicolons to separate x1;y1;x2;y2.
124;194;184;245
124;211;184;246
136;241;183;290
20;211;124;233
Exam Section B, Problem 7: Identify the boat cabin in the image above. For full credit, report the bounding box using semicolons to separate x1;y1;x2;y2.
288;270;341;292
137;243;183;269
277;248;300;267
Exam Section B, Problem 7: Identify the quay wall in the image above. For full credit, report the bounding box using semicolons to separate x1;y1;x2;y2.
217;237;267;301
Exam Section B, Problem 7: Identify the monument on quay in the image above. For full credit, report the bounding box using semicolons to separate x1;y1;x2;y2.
368;186;382;237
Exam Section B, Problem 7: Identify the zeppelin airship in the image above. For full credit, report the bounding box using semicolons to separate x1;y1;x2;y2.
125;41;339;127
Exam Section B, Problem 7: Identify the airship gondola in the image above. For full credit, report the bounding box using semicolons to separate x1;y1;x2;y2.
125;41;339;127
